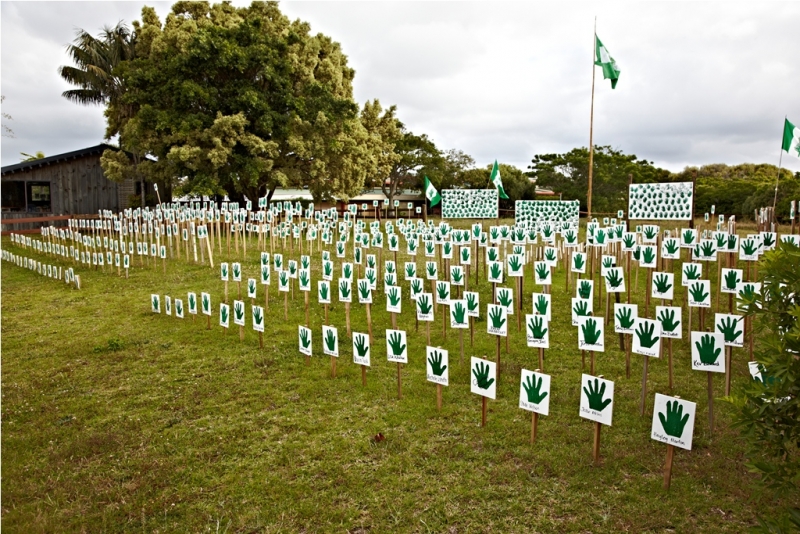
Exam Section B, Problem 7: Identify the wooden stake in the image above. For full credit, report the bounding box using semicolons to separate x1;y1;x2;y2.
663;444;675;490
362;364;367;387
397;362;402;399
345;302;351;337
436;383;442;411
259;331;263;349
668;338;674;390
284;292;288;321
531;412;539;444
707;371;714;432
331;356;336;378
304;291;310;327
640;355;649;416
481;396;487;427
538;347;544;371
593;421;602;466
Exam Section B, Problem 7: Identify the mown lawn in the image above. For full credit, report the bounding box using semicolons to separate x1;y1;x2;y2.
1;221;795;533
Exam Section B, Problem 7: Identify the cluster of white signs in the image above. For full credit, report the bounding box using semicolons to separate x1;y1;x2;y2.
2;249;81;288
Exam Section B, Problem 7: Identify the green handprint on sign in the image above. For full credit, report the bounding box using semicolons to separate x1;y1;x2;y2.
689;282;709;303
717;317;742;344
425;242;434;254
443;243;452;255
490;262;502;280
189;294;197;311
324;329;337;352
489;306;506;329
408;241;417;252
366;270;376;285
234;302;244;321
581;318;602;345
545;249;557;262
388;288;401;307
466;293;478;312
497;289;512;308
220;306;229;324
427;263;437;278
644;226;658;240
683;264;700;281
387;332;406;356
299;271;310;287
573;300;591;317
386;262;396;274
437;283;449;301
490;228;499;240
741;239;757;256
202;294;210;313
417;295;433;315
762;233;775;247
602;257;613;269
339;281;351;298
523;374;548;404
573;254;585;270
682;229;694;245
659;400;690;438
623;235;636;249
635;321;658;348
665;239;679;255
461;248;470;262
367;256;376;269
253;307;263;326
653;274;672;294
411;279;423;296
508;256;522;272
700;241;715;257
319;283;329;301
248;280;256;294
324;262;333;277
343;264;352;278
605;269;623;289
583;378;612;412
389;235;398;248
406;264;416;278
302;256;310;269
354;334;369;357
616;307;635;329
723;270;740;291
299;329;311;349
152;296;160;312
451;268;463;283
358;281;371;300
472;362;495;390
715;234;727;249
527;316;548;340
695;334;721;365
535;263;549;281
428;351;447;376
384;273;395;287
578;281;592;299
642;247;656;265
632;246;642;262
658;309;679;333
738;283;756;303
488;248;499;262
452;302;467;325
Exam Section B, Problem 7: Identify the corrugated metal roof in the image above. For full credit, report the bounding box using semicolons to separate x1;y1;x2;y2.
1;144;117;176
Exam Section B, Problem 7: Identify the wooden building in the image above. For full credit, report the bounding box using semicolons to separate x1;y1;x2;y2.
1;144;146;230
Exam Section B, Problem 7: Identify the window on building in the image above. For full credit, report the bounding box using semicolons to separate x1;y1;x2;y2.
26;181;51;212
1;181;26;211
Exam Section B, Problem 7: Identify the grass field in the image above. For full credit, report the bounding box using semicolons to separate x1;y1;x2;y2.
2;219;797;533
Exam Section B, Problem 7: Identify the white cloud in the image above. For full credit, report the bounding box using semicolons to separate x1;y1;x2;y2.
2;0;799;175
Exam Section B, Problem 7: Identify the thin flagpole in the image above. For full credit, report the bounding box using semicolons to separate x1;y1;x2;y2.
587;17;597;222
773;116;786;211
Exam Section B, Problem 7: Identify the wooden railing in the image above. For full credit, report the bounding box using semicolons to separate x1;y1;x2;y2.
1;214;99;235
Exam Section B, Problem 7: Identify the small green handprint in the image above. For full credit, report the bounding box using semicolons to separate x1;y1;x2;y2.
358;281;371;300
602;257;614;269
727;235;737;251
452;302;467;325
523;374;548;404
635;321;658;348
659;400;690;438
579;281;592;299
665;239;679;255
324;329;337;352
741;239;757;256
302;256;310;269
723;270;740;291
762;233;775;247
700;241;715;257
427;263;437;277
644;226;658;240
411;279;423;296
202;295;210;313
535;295;549;316
658;309;679;333
319;283;329;300
234;302;244;321
616;307;635;329
632;246;642;261
387;332;406;356
406;264;416;278
472;361;495;390
366;270;377;285
689;282;709;303
683;264;700;281
388;288;401;307
535;263;549;281
189;294;197;310
738;283;756;302
466;293;478;312
527;316;548;340
299;328;311;349
605;269;623;289
461;248;470;262
683;229;694;245
299;271;310;288
451;267;463;283
490;262;502;280
220;306;229;324
488;248;499;262
545;249;557;262
623;234;636;249
437;282;449;301
386;262;396;274
354;334;369;357
574;300;591;317
508;256;522;272
717;316;742;344
695;334;721;365
428;350;447;376
715;234;727;249
497;289;512;308
248;280;256;294
417;295;432;315
339;281;351;298
653;273;672;294
642;247;656;265
489;306;506;329
253;307;263;325
343;264;352;278
152;296;160;312
583;378;612;412
581;318;602;345
573;253;585;270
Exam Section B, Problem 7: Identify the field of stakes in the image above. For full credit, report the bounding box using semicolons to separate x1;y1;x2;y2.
1;217;795;533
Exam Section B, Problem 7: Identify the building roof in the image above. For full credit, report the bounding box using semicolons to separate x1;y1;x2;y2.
1;144;116;176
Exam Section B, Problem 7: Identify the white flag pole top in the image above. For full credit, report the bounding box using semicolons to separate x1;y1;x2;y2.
774;116;799;209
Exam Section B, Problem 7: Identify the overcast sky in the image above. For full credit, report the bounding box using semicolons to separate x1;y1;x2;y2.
2;1;799;175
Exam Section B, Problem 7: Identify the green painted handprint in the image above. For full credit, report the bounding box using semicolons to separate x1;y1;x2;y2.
472;362;495;389
642;247;656;265
428;351;447;376
324;329;337;352
581;318;602;345
583;378;612;412
427;263;437;278
616;307;635;329
354;334;369;357
535;295;549;315
653;273;672;294
489;306;506;329
741;239;757;256
605;269;623;289
358;281;370;300
490;262;503;280
658;309;679;333
644;226;658;240
723;270;740;291
451;268;463;283
689;282;709;303
411;279;423;296
659;400;690;438
466;293;478;313
497;289;512;308
437;283;449;301
535;263;549;281
664;239;679;255
388;288;401;307
635;321;658;348
299;328;311;349
339;281;351;298
523;375;548;404
578;280;592;299
717;316;742;344
573;300;591;317
683;264;700;281
452;302;467;325
573;253;585;270
406;264;416;278
508;255;522;273
682;229;694;245
527;316;548;340
695;334;721;365
417;295;433;315
387;332;406;356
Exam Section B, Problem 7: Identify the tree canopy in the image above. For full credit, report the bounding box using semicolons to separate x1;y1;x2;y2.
60;1;398;203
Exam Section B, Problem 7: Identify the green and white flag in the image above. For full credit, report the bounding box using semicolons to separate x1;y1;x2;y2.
424;176;441;207
490;160;509;199
595;35;620;89
782;118;800;158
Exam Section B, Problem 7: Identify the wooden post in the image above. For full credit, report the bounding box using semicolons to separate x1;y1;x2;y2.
331;356;337;378
593;421;602;466
725;346;732;396
481;396;487;428
362;365;367;387
496;336;501;370
639;355;649;416
436;383;442;411
538;347;544;372
707;371;714;432
397;362;402;400
663;444;675;490
345;302;351;338
531;412;539;444
668;338;674;390
304;291;309;327
590;351;595;376
284;292;288;321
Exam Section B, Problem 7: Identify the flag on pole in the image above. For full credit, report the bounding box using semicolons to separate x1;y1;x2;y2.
489;160;509;199
782;118;800;158
424;176;441;207
595;35;620;89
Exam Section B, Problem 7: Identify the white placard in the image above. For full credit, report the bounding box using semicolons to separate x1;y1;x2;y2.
651;394;696;451
519;370;551;415
579;374;614;426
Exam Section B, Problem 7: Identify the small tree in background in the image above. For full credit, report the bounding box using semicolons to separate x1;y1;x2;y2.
729;242;800;532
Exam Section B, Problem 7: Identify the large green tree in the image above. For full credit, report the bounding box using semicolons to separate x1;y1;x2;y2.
98;1;395;203
528;146;671;215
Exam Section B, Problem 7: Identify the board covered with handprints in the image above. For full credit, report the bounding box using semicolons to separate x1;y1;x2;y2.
515;200;580;228
628;182;693;220
441;189;498;219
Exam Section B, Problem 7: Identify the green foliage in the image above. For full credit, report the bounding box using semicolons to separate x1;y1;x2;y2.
729;243;800;501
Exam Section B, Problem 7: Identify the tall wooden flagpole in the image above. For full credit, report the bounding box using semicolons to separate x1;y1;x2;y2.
587;17;597;222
